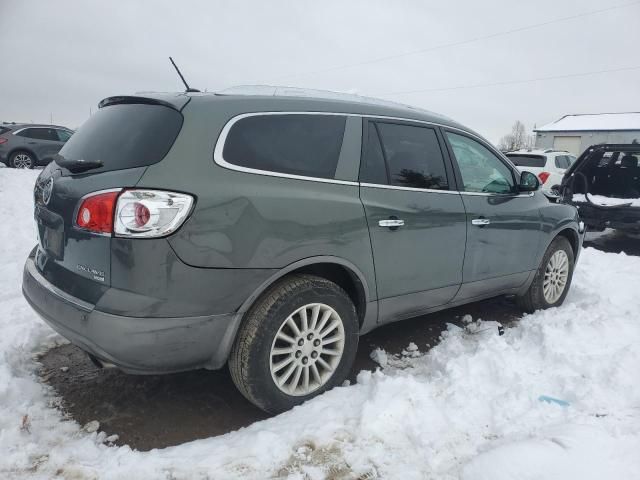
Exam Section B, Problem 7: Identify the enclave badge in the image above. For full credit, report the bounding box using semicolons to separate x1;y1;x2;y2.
42;178;54;205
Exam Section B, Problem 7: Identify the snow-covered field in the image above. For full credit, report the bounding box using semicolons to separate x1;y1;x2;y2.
1;168;639;479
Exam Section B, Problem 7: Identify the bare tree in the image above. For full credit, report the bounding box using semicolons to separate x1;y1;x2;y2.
499;120;534;151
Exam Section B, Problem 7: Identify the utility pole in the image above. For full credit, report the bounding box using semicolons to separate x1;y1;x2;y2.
50;112;53;124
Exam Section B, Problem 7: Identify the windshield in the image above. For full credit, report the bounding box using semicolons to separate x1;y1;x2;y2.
57;103;183;174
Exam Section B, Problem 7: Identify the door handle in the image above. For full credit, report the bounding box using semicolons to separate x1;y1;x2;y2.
471;218;490;226
379;218;405;228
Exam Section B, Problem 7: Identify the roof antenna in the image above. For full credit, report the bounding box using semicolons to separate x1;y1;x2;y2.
169;57;200;93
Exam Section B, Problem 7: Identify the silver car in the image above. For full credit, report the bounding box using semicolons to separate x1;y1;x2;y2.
0;123;73;168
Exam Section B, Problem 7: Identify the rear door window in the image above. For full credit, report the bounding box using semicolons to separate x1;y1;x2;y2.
222;114;346;179
375;122;449;190
17;128;58;141
556;155;572;169
55;129;73;142
359;122;389;185
506;154;546;168
57;103;183;173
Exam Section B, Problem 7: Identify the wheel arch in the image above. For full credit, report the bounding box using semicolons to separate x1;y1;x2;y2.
237;256;372;329
8;147;39;165
556;227;580;256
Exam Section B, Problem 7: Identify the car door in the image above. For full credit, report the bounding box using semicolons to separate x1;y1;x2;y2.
359;119;467;323
20;128;60;162
442;130;543;299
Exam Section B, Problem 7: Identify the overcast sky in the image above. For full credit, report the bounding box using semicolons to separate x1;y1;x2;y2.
1;0;638;143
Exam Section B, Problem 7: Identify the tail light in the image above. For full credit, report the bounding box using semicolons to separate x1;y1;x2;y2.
75;190;121;234
0;137;8;145
538;172;551;184
74;189;194;237
115;190;194;238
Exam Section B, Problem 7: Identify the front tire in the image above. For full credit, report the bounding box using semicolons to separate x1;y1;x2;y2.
229;274;359;414
9;151;35;169
518;236;574;313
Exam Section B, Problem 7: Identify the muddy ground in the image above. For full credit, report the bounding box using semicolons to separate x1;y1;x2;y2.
38;230;638;451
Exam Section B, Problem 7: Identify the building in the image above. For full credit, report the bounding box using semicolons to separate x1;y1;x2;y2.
534;112;640;156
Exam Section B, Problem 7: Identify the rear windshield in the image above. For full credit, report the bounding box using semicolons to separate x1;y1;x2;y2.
506;154;546;168
57;103;183;173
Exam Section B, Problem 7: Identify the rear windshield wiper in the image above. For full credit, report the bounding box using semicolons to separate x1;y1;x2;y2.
54;155;103;173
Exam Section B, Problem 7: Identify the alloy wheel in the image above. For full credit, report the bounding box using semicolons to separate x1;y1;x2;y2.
543;250;569;304
270;303;345;396
13;153;33;169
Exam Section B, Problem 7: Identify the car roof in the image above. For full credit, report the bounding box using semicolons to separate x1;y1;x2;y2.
4;123;72;131
121;85;476;134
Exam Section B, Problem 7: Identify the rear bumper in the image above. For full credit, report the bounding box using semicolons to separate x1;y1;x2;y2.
573;202;640;233
22;257;240;374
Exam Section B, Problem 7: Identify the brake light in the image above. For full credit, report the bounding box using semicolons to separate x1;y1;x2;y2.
75;190;121;234
114;189;194;238
75;189;194;237
538;172;551;184
0;137;7;144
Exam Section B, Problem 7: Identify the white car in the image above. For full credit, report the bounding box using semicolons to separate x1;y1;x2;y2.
505;149;576;192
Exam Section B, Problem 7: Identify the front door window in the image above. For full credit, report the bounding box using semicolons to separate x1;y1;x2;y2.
446;132;515;194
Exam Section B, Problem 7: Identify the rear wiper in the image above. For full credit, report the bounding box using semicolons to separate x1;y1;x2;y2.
54;155;103;173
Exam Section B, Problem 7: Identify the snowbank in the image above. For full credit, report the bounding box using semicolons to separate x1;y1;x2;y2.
1;169;639;479
573;193;640;207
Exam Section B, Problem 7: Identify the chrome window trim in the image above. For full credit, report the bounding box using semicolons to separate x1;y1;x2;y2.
213;111;529;195
360;182;460;195
213;111;359;186
12;126;71;139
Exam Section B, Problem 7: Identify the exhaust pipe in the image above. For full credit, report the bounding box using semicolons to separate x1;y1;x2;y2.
87;353;117;370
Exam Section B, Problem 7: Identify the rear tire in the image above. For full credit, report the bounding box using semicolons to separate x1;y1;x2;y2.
229;274;359;414
9;151;35;169
517;236;574;313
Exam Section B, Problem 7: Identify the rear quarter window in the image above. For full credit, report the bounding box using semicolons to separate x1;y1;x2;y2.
57;103;183;173
506;154;546;168
220;114;346;179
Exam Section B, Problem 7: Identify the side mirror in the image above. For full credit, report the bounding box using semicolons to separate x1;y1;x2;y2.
519;171;540;192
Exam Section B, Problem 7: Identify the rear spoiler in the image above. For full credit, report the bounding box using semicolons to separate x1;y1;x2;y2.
98;95;190;112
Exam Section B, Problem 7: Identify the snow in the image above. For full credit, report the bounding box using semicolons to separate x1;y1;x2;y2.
573;193;640;207
536;112;640;132
1;168;640;479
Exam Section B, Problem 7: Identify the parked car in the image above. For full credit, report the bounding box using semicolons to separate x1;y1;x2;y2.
559;144;640;233
505;149;576;193
22;88;584;413
0;123;74;168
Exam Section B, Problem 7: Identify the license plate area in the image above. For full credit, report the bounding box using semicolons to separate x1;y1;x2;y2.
35;205;64;260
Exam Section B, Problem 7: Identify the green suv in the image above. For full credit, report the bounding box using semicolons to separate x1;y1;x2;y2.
22;87;584;413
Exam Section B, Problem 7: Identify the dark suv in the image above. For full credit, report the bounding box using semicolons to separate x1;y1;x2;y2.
22;88;584;413
0;123;73;168
559;144;640;233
